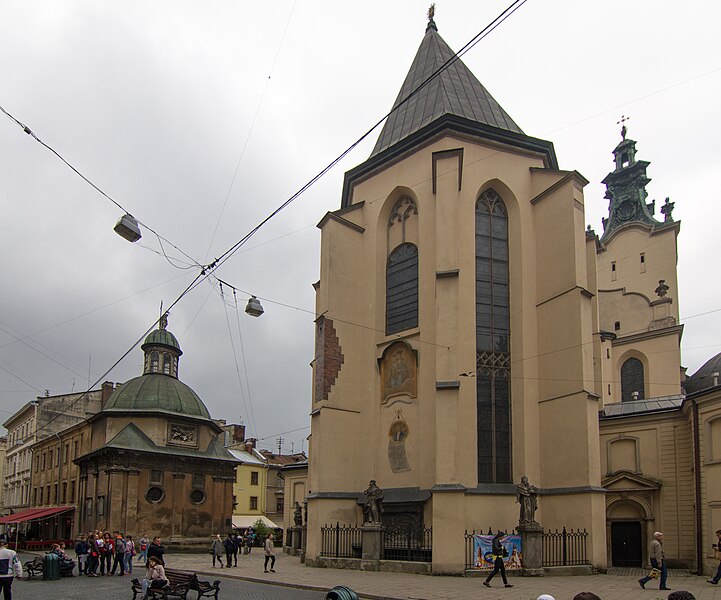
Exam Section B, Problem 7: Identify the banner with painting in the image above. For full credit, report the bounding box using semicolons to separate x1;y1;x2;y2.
471;534;522;570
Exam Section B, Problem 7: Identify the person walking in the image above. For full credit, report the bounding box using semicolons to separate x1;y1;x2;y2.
482;531;513;588
263;533;276;573
232;533;241;566
147;537;165;564
211;534;224;568
0;534;22;600
639;531;671;590
223;533;234;568
708;529;721;584
74;537;89;575
111;532;127;575
86;533;99;576
137;534;149;564
124;535;135;575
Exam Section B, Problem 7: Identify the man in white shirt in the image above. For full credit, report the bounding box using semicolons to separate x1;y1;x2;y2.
0;534;22;600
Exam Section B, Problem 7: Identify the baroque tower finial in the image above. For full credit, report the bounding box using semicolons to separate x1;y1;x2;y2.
617;114;630;140
426;3;437;32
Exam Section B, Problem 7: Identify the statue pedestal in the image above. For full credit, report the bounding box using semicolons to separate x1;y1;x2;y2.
361;523;383;562
299;526;307;563
518;521;544;576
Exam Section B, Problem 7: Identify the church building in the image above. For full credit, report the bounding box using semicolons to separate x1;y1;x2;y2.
306;13;720;575
74;316;237;540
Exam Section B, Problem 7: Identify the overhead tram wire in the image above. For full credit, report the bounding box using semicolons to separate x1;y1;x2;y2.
0;103;203;272
7;2;535;433
231;288;258;437
33;269;206;439
204;0;298;263
218;283;256;437
197;0;532;278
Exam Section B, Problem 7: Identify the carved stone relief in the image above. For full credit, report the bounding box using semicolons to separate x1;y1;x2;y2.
388;410;411;473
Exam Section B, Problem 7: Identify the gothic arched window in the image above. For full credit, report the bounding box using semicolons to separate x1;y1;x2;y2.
386;242;419;335
475;189;511;484
162;352;171;375
621;357;645;402
150;351;159;373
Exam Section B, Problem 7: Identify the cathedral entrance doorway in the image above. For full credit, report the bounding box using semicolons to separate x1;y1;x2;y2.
610;521;642;567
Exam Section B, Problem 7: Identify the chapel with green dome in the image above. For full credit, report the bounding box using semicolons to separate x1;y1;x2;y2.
74;315;236;541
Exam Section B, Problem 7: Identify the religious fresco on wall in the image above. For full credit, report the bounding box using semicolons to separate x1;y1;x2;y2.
388;410;411;473
380;341;417;405
167;422;199;448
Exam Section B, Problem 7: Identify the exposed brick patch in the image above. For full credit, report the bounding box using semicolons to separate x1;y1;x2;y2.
314;317;344;401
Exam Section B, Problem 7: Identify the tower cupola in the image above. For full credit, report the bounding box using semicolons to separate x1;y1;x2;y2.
600;123;673;242
141;312;182;378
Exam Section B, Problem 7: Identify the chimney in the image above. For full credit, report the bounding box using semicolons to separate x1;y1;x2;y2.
245;438;257;453
101;381;115;405
713;372;720;387
233;424;246;444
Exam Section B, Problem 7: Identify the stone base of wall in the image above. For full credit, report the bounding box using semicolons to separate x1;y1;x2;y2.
465;565;595;577
308;557;432;575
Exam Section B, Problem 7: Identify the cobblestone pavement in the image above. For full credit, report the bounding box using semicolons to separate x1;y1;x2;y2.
11;552;323;600
14;550;721;600
166;551;721;600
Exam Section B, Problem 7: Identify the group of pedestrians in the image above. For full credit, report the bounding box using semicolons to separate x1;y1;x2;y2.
209;530;276;573
74;531;164;577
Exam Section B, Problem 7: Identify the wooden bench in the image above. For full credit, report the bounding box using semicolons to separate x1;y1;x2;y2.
24;557;43;578
131;568;220;600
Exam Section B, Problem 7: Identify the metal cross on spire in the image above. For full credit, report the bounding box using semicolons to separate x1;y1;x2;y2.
617;114;630;140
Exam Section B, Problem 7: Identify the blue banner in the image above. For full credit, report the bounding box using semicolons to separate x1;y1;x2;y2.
471;534;522;570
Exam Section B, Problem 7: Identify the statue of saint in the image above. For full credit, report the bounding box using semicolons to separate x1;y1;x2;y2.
516;475;539;525
293;501;303;527
363;480;384;524
303;500;308;526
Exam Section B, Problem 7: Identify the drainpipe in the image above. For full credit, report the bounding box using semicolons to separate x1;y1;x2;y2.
692;395;703;575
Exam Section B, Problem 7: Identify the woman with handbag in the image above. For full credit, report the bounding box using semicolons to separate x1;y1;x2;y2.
483;531;514;588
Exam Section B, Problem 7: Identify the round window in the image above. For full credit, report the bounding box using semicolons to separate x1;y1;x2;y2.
146;486;164;503
190;489;206;504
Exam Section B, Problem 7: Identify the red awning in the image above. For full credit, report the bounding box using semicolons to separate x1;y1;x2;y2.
0;506;74;524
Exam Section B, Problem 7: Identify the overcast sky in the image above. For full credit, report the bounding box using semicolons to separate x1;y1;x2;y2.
1;1;719;453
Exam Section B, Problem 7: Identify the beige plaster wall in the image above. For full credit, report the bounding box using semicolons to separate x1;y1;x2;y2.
309;133;607;571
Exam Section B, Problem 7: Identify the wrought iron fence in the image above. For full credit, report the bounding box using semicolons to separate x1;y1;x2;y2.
542;527;589;566
383;525;432;562
320;523;362;558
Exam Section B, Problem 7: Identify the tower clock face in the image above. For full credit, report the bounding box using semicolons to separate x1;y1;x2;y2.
618;200;635;221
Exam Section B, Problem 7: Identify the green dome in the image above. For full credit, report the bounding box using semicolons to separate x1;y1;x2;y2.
104;373;210;419
142;329;181;353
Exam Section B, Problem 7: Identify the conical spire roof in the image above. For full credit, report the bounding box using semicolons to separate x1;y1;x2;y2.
371;20;523;157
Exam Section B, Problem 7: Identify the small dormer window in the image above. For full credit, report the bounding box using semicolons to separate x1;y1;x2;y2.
621;152;629;167
150;351;159;373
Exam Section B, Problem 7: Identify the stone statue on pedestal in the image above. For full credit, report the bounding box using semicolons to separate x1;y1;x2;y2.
363;480;384;525
516;475;539;525
293;501;303;527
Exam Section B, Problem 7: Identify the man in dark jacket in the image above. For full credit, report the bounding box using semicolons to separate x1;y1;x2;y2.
483;531;514;589
232;534;241;566
147;537;165;563
223;534;234;568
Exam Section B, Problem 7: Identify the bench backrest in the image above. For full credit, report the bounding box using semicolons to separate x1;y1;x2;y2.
163;567;193;586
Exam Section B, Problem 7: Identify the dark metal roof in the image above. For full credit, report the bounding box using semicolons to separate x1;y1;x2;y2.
370;21;523;157
600;394;684;419
685;352;721;394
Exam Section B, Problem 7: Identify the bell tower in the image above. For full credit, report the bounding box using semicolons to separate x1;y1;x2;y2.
600;121;672;241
